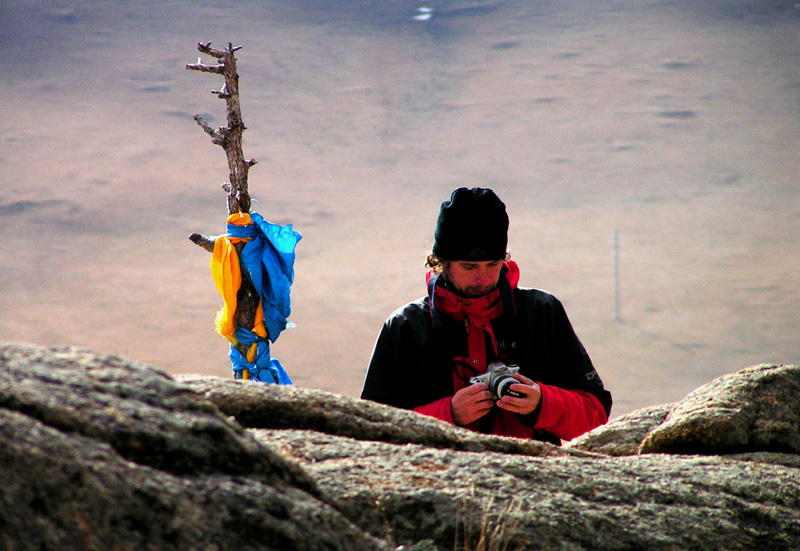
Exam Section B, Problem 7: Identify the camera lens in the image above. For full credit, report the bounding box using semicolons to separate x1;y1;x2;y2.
494;374;524;399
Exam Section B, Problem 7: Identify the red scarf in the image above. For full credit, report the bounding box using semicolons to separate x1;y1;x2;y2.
426;261;520;380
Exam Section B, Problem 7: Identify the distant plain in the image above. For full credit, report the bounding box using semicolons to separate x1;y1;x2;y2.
2;0;798;418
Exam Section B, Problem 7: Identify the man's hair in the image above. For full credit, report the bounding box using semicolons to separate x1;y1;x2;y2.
425;253;449;274
425;252;510;274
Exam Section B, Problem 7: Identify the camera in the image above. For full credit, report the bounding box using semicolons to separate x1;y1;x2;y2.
469;362;524;400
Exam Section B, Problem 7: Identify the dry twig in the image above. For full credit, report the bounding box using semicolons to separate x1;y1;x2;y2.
186;41;261;362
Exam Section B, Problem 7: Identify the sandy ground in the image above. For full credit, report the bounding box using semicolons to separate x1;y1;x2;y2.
1;0;799;418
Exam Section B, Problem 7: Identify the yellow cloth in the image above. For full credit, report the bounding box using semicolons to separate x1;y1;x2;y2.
211;213;253;344
249;303;267;362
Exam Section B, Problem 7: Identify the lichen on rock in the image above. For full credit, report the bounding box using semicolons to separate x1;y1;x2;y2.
2;342;799;551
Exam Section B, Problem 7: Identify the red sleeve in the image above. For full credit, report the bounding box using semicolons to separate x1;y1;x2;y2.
534;384;609;441
413;396;455;425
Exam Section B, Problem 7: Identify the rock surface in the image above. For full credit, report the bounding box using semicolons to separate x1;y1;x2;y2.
568;363;800;457
0;343;382;551
2;343;799;550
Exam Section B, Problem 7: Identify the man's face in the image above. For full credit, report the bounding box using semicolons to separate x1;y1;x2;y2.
444;260;504;297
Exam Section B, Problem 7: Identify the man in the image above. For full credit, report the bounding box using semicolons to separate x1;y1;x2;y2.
361;187;612;443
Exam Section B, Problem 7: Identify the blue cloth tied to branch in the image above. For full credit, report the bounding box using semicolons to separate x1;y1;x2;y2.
227;212;302;341
229;327;293;384
216;211;301;383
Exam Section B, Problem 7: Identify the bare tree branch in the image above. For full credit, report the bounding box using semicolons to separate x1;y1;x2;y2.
188;233;220;253
186;41;254;215
185;61;225;74
186;42;261;368
193;115;224;144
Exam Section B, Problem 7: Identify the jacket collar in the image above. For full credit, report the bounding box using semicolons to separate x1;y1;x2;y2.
427;260;519;327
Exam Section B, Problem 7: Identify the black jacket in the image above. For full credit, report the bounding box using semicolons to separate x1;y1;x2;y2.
361;270;612;440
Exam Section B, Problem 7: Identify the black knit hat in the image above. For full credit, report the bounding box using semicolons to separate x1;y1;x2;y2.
432;187;508;261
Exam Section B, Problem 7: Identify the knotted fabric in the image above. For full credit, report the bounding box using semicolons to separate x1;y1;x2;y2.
210;212;301;383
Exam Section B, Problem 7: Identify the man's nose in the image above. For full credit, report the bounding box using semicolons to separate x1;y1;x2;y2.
475;268;492;285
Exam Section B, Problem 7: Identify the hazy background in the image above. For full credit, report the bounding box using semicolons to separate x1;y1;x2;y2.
1;0;798;418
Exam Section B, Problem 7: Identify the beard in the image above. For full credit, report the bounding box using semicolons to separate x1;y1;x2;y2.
441;270;498;297
456;283;497;297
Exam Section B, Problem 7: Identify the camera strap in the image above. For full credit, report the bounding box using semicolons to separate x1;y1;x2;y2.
493;269;520;365
427;271;443;328
498;266;516;316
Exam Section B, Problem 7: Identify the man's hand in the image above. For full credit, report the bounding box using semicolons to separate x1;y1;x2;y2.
496;372;542;415
450;383;494;426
